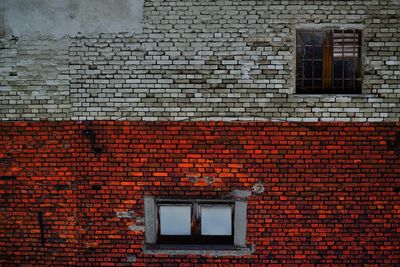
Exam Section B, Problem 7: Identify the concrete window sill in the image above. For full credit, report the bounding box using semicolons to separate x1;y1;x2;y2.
143;244;254;256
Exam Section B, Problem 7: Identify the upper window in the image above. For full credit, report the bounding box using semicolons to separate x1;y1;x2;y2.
296;28;362;94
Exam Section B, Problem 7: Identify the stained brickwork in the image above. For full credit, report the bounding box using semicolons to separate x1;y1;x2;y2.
1;0;400;121
1;0;400;265
0;38;70;120
1;121;399;265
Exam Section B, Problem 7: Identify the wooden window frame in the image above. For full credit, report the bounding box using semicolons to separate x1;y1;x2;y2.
156;200;234;245
296;28;362;94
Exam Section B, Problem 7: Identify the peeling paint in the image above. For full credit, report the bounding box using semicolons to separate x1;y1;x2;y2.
2;0;143;38
203;176;215;185
185;173;216;185
252;181;265;194
128;224;145;231
116;209;145;232
241;61;258;80
116;210;135;218
231;190;252;199
127;255;136;263
185;172;200;183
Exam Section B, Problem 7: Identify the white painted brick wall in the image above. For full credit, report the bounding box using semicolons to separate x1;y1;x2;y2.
0;0;399;121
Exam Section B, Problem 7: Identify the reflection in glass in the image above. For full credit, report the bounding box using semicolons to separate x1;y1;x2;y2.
303;61;313;79
343;61;355;78
314;61;323;79
314;46;323;59
201;205;232;236
304;46;314;58
297;31;323;45
159;205;191;235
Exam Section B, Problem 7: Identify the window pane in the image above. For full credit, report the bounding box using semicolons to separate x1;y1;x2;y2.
334;79;343;90
355;79;362;92
159;205;191;235
303;61;313;79
343;79;354;90
304;46;313;58
333;30;360;59
343;61;355;78
334;61;343;79
314;61;322;79
303;80;313;90
297;31;323;59
314;79;322;89
297;31;323;45
201;205;232;236
314;45;323;59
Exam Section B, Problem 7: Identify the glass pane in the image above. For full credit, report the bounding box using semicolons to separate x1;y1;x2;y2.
333;29;360;59
333;46;343;58
334;79;343;90
303;80;313;89
343;79;354;90
355;79;362;92
304;46;313;58
159;205;191;235
334;61;343;79
343;61;355;78
201;205;232;236
296;62;303;79
314;46;323;59
303;61;313;78
297;31;323;45
314;61;322;79
314;79;322;90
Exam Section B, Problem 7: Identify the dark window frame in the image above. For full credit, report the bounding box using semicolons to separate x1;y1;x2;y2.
296;27;363;94
156;200;235;245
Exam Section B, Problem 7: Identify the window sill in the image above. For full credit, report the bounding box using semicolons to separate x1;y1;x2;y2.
143;244;254;256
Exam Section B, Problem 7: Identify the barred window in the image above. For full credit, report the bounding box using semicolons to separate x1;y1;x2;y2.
296;28;362;94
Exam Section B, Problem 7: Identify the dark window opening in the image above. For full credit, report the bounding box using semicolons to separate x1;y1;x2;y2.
296;28;362;94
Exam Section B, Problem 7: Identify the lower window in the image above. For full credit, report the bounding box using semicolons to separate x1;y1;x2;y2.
158;201;233;245
144;197;247;248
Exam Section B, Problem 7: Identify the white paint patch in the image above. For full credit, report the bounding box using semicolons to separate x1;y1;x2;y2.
241;61;258;80
2;0;143;38
252;181;265;194
116;210;136;218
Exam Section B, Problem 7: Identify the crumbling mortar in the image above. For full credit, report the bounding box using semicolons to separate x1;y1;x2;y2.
116;209;145;232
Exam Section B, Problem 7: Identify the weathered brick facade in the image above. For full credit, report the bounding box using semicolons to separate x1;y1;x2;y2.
1;0;399;121
0;0;399;266
1;122;400;265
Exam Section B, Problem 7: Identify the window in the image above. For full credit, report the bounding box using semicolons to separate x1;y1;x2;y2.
144;197;248;250
296;28;362;94
158;202;233;245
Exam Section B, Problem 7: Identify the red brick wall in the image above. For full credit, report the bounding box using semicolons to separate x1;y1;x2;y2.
1;121;399;266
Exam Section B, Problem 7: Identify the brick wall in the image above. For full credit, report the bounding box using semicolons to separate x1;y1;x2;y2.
1;0;400;265
1;0;400;121
0;38;70;120
1;121;399;265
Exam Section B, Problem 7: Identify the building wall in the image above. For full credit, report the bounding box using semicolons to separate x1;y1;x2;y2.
1;0;399;121
0;0;400;266
1;121;399;265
